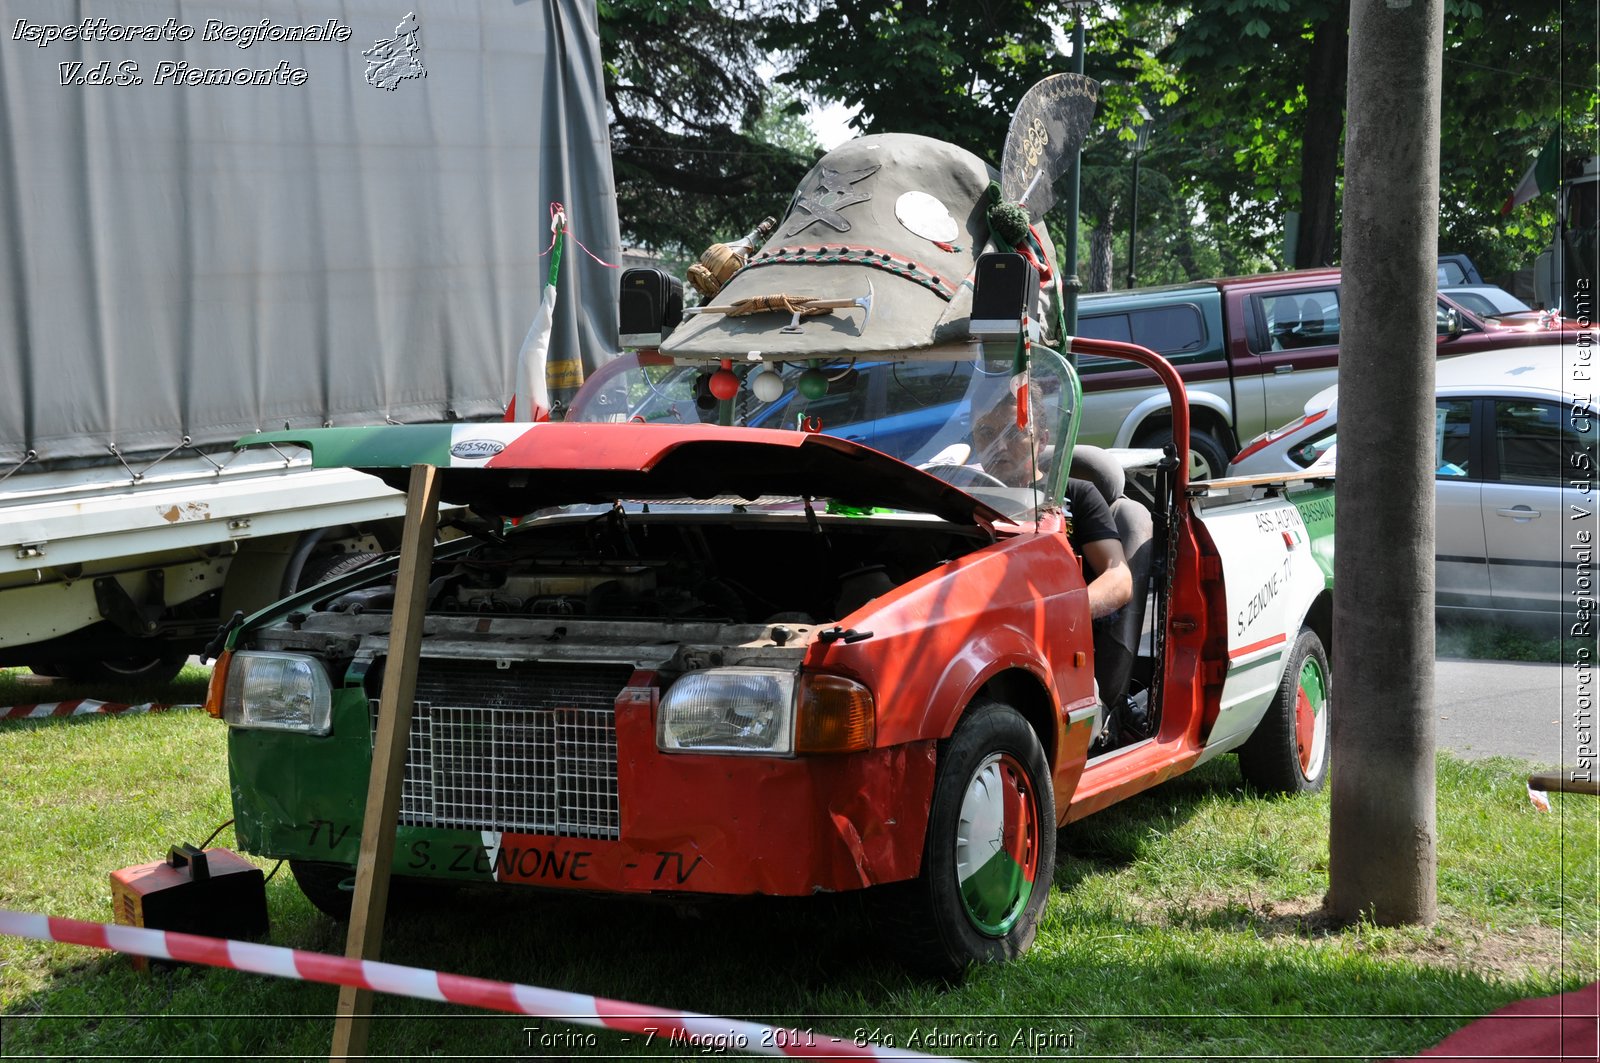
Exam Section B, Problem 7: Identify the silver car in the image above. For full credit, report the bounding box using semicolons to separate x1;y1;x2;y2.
1229;344;1596;624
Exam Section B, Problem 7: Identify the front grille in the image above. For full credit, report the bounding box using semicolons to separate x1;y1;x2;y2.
370;658;631;839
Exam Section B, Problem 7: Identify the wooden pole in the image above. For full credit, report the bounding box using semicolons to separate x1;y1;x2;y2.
1529;770;1600;797
330;464;442;1061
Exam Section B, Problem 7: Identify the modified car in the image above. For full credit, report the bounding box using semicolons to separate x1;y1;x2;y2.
207;128;1336;975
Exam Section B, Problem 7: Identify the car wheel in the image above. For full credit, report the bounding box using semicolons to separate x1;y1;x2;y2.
1134;426;1232;482
887;698;1055;978
290;860;356;920
1237;627;1330;794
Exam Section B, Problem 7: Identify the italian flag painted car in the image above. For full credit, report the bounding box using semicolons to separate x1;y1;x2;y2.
209;335;1334;977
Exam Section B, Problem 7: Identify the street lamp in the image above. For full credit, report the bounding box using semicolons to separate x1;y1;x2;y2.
1126;104;1152;290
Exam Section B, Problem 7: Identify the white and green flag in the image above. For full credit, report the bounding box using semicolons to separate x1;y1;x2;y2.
1501;131;1561;214
507;209;565;422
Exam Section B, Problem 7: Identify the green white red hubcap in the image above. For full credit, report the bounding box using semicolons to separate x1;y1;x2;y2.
954;752;1039;935
1294;655;1329;780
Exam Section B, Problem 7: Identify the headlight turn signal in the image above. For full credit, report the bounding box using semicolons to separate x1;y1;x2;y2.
795;673;875;754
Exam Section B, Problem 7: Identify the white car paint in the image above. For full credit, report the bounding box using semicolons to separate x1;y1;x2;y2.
1228;343;1597;621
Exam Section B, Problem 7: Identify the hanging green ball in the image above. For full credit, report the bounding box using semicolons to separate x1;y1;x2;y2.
988;201;1031;247
797;368;829;400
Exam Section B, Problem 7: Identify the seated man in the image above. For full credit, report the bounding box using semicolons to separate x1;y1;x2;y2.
970;395;1132;621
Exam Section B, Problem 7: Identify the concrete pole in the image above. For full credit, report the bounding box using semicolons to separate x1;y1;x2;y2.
1325;0;1443;926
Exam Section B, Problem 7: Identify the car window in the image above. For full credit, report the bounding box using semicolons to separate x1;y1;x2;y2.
1493;400;1593;486
771;368;876;433
1130;305;1206;353
1260;289;1339;351
1076;312;1132;345
1076;305;1206;362
1447;291;1497;318
1438;262;1468;285
1288;426;1338;468
1436;400;1473;477
884;360;974;410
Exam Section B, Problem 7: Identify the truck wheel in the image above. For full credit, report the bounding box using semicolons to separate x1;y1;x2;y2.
52;653;188;686
890;698;1055;978
1134;427;1231;482
295;551;383;592
1238;628;1330;794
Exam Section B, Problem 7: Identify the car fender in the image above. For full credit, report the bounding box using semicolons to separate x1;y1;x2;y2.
1113;390;1234;448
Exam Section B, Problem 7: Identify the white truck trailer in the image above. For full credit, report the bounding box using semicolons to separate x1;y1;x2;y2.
0;0;619;680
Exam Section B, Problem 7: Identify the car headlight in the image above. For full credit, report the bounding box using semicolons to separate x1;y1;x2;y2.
222;651;333;735
657;668;796;754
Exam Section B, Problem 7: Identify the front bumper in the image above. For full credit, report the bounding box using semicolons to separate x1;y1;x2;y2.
228;675;937;896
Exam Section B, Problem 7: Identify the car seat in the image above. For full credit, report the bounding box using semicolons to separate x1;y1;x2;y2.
1288;296;1324;348
1069;445;1154;730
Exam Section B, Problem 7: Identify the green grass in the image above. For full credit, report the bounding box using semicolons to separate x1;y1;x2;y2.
1;670;1596;1061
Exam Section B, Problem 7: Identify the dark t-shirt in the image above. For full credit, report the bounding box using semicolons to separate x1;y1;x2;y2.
1066;478;1120;553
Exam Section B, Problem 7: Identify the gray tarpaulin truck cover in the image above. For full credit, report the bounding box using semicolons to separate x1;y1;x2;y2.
0;0;620;466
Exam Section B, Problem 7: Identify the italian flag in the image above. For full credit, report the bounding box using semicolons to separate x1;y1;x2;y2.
1501;131;1561;214
506;212;564;422
1012;313;1031;429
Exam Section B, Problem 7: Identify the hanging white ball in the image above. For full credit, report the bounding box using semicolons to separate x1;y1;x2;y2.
751;368;785;403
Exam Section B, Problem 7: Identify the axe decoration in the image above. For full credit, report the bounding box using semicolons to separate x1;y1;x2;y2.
1000;73;1101;223
685;282;875;336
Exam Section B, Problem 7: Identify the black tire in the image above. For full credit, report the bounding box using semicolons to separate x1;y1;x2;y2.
296;551;382;592
884;698;1056;978
51;653;188;685
289;859;456;921
1237;627;1330;794
1134;426;1233;482
290;860;356;920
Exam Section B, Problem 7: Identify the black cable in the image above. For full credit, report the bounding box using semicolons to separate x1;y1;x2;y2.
198;818;234;850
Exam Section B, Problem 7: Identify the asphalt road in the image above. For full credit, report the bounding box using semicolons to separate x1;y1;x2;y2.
1434;657;1580;764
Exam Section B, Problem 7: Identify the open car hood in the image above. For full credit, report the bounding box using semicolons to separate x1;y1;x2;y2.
240;423;1008;528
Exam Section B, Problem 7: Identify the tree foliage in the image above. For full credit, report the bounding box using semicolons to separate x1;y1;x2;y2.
605;0;1597;291
599;0;814;258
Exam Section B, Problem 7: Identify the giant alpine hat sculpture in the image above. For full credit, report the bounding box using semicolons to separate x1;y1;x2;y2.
661;75;1099;362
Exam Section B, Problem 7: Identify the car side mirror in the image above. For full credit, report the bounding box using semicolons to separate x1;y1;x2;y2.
1436;305;1462;341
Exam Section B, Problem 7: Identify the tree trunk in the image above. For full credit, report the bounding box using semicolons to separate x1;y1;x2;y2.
1325;0;1443;926
1088;216;1115;293
1295;0;1350;269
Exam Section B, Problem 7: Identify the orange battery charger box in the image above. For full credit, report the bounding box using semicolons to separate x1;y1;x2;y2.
110;844;269;969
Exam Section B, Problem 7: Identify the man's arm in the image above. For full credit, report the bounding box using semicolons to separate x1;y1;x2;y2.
1081;538;1133;620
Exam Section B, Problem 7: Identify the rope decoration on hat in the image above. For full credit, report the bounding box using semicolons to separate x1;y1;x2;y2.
738;244;958;301
724;294;831;319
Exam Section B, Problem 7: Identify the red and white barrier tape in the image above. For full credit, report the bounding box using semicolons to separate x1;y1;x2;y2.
3;700;199;720
0;909;962;1061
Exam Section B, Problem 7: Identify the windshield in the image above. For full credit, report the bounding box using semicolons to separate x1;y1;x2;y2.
568;346;1082;522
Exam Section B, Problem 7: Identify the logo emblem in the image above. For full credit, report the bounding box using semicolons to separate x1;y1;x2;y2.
450;439;505;459
783;163;881;237
364;12;426;91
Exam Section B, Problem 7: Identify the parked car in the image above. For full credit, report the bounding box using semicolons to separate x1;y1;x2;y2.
1229;343;1593;623
210;131;1337;977
1441;285;1533;319
1070;269;1556;481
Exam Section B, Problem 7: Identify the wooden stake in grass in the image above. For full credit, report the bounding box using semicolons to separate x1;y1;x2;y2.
331;464;442;1061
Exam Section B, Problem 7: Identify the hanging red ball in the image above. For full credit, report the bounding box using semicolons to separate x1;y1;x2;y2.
709;368;740;401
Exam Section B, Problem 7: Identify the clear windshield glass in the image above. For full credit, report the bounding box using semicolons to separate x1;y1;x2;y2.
567;347;1081;522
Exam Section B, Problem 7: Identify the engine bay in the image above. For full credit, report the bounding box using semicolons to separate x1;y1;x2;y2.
321;509;992;628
